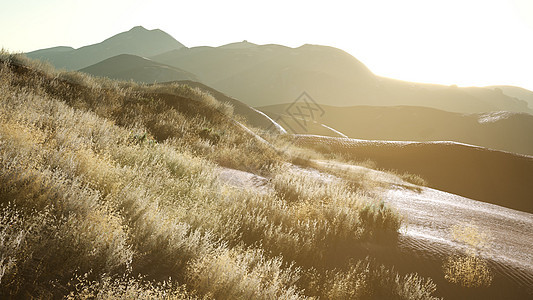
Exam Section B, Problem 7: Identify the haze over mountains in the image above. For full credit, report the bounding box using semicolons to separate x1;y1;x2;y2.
154;46;532;114
26;25;533;161
27;26;185;70
27;26;533;115
487;85;533;110
79;54;198;83
26;26;533;167
259;104;533;156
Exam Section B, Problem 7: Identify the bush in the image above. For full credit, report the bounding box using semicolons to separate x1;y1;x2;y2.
442;224;493;288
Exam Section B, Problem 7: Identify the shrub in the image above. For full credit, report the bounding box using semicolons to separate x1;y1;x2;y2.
443;255;492;288
442;224;493;288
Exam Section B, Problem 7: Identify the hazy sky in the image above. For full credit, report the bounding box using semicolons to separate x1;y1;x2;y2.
2;0;532;90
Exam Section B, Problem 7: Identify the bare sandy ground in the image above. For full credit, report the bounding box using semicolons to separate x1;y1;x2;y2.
217;163;533;299
294;135;533;213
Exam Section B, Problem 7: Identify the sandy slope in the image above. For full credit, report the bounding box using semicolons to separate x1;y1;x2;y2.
217;163;533;299
294;135;533;213
379;181;533;299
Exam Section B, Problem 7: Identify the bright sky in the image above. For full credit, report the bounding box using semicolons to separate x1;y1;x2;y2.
1;0;532;90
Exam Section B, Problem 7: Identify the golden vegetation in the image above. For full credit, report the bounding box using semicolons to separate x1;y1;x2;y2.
0;52;439;299
443;224;493;288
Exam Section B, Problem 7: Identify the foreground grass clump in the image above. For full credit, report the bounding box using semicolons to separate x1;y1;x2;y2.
301;258;440;300
66;274;197;300
443;224;493;288
0;52;439;299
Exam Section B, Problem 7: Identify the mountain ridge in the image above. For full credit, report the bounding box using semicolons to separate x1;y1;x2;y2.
27;26;533;114
26;26;185;70
79;54;198;83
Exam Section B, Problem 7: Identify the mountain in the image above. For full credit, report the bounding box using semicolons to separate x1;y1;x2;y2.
295;135;533;213
151;44;376;107
258;104;533;156
151;44;295;85
151;44;532;113
26;26;185;70
488;85;533;109
27;46;74;55
78;54;285;133
218;40;258;49
26;27;531;114
79;54;198;83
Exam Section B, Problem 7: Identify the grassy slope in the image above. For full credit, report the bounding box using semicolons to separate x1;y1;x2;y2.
0;53;440;299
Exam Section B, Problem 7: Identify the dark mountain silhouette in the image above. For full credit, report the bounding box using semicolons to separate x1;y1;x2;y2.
259;104;533;156
295;135;533;213
26;26;185;70
79;54;198;83
152;44;532;114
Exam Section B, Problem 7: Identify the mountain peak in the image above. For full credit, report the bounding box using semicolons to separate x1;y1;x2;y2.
219;40;258;49
130;25;148;31
26;26;186;70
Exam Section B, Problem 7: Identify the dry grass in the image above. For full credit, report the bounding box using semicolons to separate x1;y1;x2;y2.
443;255;492;288
66;274;200;300
0;52;440;299
301;258;440;300
442;224;493;288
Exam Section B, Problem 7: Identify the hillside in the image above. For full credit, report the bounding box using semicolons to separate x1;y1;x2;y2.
26;26;185;70
28;26;532;114
152;43;531;113
294;135;533;213
171;80;285;133
488;85;533;109
3;51;533;300
259;104;533;156
2;52;458;299
80;54;198;83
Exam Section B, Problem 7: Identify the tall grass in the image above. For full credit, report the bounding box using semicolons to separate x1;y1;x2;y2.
0;52;439;299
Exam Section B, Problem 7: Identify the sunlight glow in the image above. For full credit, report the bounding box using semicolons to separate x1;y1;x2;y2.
1;0;532;90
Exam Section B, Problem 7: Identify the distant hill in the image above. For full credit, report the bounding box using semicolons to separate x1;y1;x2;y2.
27;46;74;56
151;44;375;106
80;54;198;83
488;85;533;110
152;44;532;114
218;41;258;49
295;135;533;213
151;44;296;85
259;104;533;156
26;26;185;70
25;26;532;114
